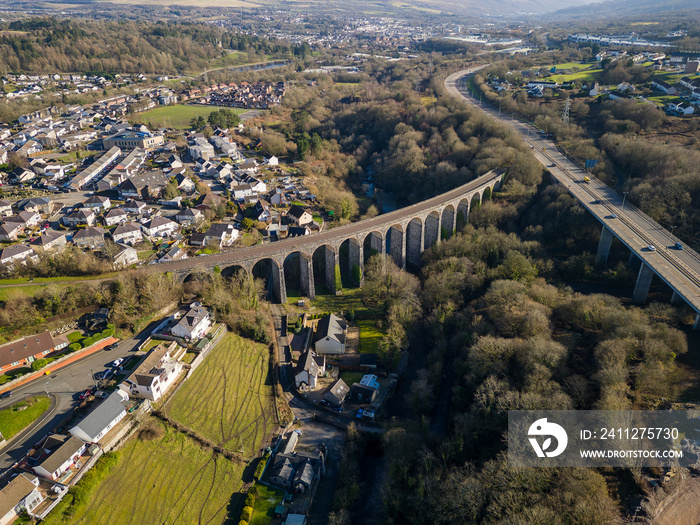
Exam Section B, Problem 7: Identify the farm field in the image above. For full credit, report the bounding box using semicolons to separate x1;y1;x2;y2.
129;104;247;129
548;68;603;83
45;419;243;525
167;331;276;456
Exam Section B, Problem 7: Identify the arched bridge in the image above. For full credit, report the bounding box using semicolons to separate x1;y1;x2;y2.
149;169;505;302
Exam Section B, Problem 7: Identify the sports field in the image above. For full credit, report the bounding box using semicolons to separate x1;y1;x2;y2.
167;331;276;456
47;419;243;525
129;104;247;129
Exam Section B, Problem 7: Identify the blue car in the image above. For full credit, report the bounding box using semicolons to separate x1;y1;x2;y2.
356;409;364;419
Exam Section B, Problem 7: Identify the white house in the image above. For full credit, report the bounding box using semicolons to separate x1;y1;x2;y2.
69;390;129;443
34;434;86;481
113;243;138;268
175;207;203;226
141;216;178;238
287;205;313;226
119;342;183;402
104;208;128;226
111;222;143;245
231;183;255;201
0;244;37;267
294;350;325;391
313;314;347;355
0;474;43;525
171;304;211;340
62;209;95;227
83;195;111;211
0;222;23;241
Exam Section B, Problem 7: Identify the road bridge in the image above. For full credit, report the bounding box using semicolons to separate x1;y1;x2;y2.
147;169;505;303
446;68;700;328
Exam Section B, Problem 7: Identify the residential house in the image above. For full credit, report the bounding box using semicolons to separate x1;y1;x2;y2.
0;244;37;268
62;209;95;227
0;222;23;241
10;211;41;229
170;304;211;341
0;474;43;525
158;246;187;263
112;243;138;268
83;195;111;211
253;200;272;222
141;216;178;238
350;374;380;402
288;226;310;238
119;342;183;402
119;171;169;200
69;390;129;443
203;223;238;247
34;434;86;481
111;223;143;245
10;167;35;184
231;183;256;201
323;378;350;407
175;207;203;226
72;227;106;249
651;79;678;95
17;197;52;215
196;192;227;212
0;330;65;374
31;230;67;253
104;208;128;226
266;156;279;166
172;170;194;193
314;314;347;355
268;447;325;495
121;199;148;215
269;189;289;207
0;200;12;217
287;204;314;226
294;350;325;391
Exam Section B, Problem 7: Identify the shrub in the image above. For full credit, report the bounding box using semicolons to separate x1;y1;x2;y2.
253;452;270;480
244;493;255;507
31;359;48;371
239;521;248;525
248;485;258;496
240;506;253;522
69;343;82;352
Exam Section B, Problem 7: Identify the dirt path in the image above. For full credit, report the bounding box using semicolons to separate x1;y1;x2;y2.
651;478;700;525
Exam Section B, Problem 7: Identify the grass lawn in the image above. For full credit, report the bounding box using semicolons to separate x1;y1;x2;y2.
357;319;386;354
182;351;197;364
340;371;365;386
67;330;85;343
305;288;384;319
0;367;31;386
167;331;275;456
249;483;284;525
129;104;247;129
44;419;244;525
141;339;162;353
0;395;50;439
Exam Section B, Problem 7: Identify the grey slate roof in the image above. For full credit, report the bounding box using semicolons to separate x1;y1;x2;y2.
314;314;346;345
70;391;127;441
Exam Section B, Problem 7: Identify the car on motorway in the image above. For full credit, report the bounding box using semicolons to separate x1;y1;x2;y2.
548;163;556;168
609;214;618;219
675;242;683;250
111;358;124;367
0;391;12;399
647;245;656;252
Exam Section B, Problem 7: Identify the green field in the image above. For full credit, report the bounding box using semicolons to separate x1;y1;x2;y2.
0;395;50;439
129;104;248;129
167;331;276;456
357;319;385;354
548;68;603;83
46;419;243;525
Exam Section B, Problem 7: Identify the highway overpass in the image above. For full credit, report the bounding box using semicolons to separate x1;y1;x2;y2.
446;69;700;328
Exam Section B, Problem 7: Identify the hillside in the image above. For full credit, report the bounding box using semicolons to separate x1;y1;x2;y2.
553;0;700;17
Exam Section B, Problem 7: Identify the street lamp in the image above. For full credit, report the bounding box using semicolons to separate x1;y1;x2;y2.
621;191;629;212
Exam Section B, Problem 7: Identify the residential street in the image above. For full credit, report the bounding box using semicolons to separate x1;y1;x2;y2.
0;318;161;473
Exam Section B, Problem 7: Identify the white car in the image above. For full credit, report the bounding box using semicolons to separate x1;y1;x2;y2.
111;358;124;367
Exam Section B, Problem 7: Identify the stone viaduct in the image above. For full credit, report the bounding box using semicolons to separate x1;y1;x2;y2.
152;169;505;303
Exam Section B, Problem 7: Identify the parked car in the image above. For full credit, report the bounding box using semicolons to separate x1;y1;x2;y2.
675;242;683;250
111;358;124;367
363;409;375;419
647;245;656;252
105;343;118;351
79;388;94;400
0;391;12;399
319;399;330;407
356;408;364;419
95;391;109;399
